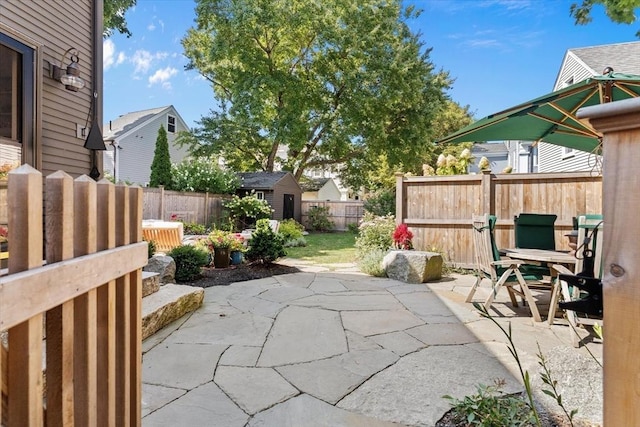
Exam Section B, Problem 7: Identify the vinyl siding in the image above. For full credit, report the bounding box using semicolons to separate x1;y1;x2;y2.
1;0;97;176
111;108;191;185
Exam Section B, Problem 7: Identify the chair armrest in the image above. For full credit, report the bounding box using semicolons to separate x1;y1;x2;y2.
550;264;573;275
492;259;524;267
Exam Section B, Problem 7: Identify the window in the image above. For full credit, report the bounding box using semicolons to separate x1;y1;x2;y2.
167;115;176;133
0;32;34;165
562;147;575;159
562;77;574;89
255;191;265;200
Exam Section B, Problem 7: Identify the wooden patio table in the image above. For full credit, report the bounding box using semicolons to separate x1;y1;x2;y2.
502;248;577;323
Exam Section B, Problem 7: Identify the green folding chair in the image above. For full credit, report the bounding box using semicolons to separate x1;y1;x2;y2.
514;213;557;250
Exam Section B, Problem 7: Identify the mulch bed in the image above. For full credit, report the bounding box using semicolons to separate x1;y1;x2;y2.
181;262;300;288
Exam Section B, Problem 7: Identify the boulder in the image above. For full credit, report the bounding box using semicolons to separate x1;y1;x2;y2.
382;250;443;283
144;254;176;284
142;284;204;339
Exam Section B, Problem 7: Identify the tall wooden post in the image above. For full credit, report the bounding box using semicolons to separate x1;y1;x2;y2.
395;172;405;225
578;97;640;425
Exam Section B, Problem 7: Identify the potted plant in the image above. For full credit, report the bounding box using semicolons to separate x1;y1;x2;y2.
207;230;233;268
392;223;413;250
229;234;246;265
0;226;7;269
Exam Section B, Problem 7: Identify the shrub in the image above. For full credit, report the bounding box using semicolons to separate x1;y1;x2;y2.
392;223;413;250
307;206;334;231
168;245;209;282
443;381;536;427
283;237;307;247
355;212;395;257
149;125;173;188
347;222;359;234
224;194;273;230
358;248;387;277
278;219;304;242
363;188;395;216
246;220;286;264
182;221;207;235
146;239;156;258
170;157;239;194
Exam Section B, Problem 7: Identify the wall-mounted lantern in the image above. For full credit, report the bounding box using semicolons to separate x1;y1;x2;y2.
48;47;85;92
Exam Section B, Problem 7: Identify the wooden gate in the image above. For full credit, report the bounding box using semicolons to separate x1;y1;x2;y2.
0;165;148;426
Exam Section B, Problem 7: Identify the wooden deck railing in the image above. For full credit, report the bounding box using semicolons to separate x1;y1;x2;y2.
0;165;148;426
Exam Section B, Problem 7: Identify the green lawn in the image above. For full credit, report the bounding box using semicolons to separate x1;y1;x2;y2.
285;232;357;264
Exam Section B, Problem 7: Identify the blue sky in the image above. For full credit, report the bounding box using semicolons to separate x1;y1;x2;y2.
103;0;639;130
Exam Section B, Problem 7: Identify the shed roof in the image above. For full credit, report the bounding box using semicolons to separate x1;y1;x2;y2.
299;177;331;192
237;171;291;190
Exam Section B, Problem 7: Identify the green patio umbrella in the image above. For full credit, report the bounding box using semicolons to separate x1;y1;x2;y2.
437;72;640;154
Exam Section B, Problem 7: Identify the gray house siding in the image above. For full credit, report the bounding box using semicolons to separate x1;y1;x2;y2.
236;172;302;222
1;0;100;177
271;173;302;222
104;106;190;185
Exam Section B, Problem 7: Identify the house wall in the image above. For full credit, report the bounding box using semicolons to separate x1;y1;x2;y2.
538;53;600;172
1;0;99;177
317;180;342;201
113;108;190;185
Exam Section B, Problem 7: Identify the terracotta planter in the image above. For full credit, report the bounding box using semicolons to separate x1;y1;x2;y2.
214;247;230;268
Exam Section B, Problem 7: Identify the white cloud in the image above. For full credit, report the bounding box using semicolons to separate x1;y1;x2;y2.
103;39;115;70
148;67;178;87
116;52;126;66
148;23;156;31
131;50;154;74
158;20;165;32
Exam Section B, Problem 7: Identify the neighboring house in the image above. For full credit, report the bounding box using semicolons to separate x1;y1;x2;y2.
504;141;538;173
1;2;103;178
237;171;302;222
538;41;640;172
103;105;191;185
300;177;342;201
469;142;509;173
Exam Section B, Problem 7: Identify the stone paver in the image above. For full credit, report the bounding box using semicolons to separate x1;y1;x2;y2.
142;263;604;427
214;366;299;414
257;306;347;366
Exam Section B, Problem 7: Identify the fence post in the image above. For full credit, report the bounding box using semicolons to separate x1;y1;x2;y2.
480;169;493;214
204;191;210;226
159;185;165;220
395;172;405;224
578;98;640;425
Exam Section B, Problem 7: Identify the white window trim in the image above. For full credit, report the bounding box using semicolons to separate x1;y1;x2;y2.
255;191;265;200
561;147;575;159
167;115;176;133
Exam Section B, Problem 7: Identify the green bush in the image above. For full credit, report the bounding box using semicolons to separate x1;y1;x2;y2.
146;239;156;258
170;157;239;194
443;381;535;427
246;220;286;264
363;188;396;216
355;212;395;258
168;244;210;282
347;222;359;234
149;125;173;188
182;221;207;235
357;248;387;277
283;237;307;247
278;219;304;242
224;194;273;230
307;206;334;231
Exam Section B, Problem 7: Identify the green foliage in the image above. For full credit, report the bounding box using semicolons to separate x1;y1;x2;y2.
283;237;307;248
104;0;136;38
182;222;207;235
357;249;387;277
363;189;396;217
307;206;334;231
570;0;640;37
168;245;209;282
278;219;305;242
224;195;273;230
149;125;173;188
170;157;239;194
182;0;453;180
434;147;474;175
246;226;286;264
537;343;578;425
347;223;359;234
355;213;395;257
145;239;156;258
443;381;536;427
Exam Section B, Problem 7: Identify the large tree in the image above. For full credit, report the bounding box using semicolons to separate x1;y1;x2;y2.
571;0;640;36
104;0;136;38
181;0;453;181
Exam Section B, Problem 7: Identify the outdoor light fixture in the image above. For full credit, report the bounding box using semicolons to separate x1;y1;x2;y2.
49;48;85;91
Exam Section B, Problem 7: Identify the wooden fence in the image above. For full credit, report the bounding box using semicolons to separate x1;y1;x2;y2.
0;166;148;426
395;170;602;267
142;187;228;225
301;200;364;231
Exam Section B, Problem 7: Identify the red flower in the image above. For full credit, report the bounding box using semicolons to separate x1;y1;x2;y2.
393;223;413;250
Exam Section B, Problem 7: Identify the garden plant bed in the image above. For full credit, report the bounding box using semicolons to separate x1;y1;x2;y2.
183;262;300;287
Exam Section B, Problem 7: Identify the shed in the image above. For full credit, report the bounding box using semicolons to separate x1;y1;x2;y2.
237;172;302;222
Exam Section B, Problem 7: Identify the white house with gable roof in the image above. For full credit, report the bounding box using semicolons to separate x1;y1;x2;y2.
103;105;191;185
